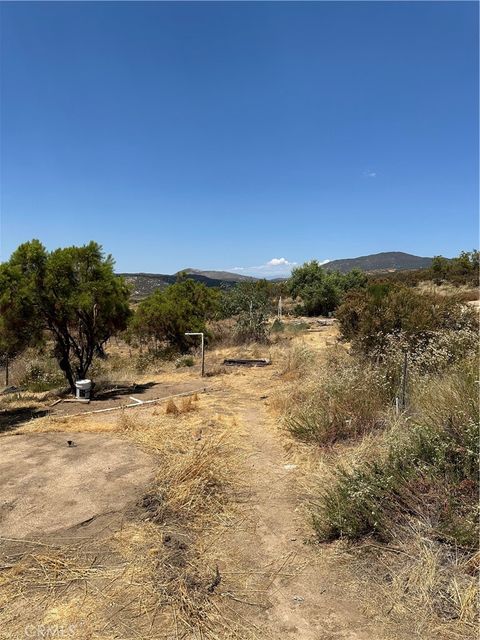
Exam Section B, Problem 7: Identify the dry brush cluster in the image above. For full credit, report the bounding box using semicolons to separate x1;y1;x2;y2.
276;316;479;636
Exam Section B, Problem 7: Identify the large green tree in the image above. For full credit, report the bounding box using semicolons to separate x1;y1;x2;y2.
288;260;367;316
0;240;131;391
132;278;219;352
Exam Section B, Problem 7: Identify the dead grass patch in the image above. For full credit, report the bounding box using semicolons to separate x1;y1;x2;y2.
0;392;250;639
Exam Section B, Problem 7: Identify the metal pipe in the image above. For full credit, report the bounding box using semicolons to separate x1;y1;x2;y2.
185;332;205;377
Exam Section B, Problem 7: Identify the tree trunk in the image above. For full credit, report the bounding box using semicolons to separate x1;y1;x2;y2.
58;352;76;394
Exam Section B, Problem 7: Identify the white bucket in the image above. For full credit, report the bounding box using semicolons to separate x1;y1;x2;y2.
75;379;92;399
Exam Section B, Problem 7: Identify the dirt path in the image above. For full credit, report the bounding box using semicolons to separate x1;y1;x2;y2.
213;379;390;640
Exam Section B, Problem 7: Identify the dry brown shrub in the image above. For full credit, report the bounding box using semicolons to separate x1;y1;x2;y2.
205;365;228;377
279;344;315;381
165;399;179;415
179;396;196;413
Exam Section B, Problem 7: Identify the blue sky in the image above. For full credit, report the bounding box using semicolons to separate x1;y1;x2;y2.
1;1;478;276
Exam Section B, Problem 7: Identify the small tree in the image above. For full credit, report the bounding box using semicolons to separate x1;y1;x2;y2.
221;282;271;342
431;255;451;283
288;261;367;316
0;258;43;384
0;240;131;392
132;279;219;352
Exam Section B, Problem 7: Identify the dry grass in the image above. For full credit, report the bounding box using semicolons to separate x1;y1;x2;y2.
277;343;315;381
345;531;478;639
0;392;255;639
417;280;479;302
276;340;479;637
2;322;477;639
278;348;389;444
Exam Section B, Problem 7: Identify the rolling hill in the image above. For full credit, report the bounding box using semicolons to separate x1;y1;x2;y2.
119;253;434;298
180;268;255;282
118;269;254;299
323;251;433;273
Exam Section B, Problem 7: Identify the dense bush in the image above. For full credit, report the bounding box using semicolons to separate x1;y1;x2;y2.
132;279;219;353
288;261;367;316
430;250;479;285
369;249;479;288
337;283;477;356
0;240;131;392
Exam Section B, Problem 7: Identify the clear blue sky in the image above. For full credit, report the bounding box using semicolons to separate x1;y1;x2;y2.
1;1;478;276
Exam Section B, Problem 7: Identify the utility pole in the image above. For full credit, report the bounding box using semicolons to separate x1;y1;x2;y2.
185;332;205;377
278;296;283;320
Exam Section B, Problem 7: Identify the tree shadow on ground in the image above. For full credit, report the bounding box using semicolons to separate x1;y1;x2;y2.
92;382;157;402
0;407;49;433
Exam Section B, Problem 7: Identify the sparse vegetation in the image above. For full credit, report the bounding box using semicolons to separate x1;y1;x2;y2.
0;238;478;639
277;283;479;635
175;354;195;368
221;281;271;343
283;349;389;444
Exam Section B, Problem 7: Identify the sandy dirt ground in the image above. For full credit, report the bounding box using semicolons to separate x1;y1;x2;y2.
0;325;410;639
198;345;397;640
51;380;209;417
0;432;156;538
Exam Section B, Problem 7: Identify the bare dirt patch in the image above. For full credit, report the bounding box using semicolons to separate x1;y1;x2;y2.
0;432;156;538
50;380;207;417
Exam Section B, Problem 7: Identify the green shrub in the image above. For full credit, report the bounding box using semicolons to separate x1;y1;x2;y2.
175;355;195;368
20;360;65;392
135;347;176;372
337;283;478;356
288;261;367;316
270;318;285;333
314;359;479;547
132;279;218;353
0;240;131;392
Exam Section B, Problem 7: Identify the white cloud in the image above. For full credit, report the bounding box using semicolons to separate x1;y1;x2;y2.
229;257;298;277
364;170;377;178
267;257;294;267
232;257;332;277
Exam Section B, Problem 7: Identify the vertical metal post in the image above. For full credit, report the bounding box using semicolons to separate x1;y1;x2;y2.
401;351;408;410
185;332;205;378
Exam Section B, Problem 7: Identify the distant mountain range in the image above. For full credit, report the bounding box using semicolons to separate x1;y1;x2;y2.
118;268;255;299
181;268;255;282
323;251;433;274
119;252;434;298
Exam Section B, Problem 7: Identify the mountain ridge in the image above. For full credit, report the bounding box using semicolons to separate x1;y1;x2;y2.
323;251;433;274
119;252;435;298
